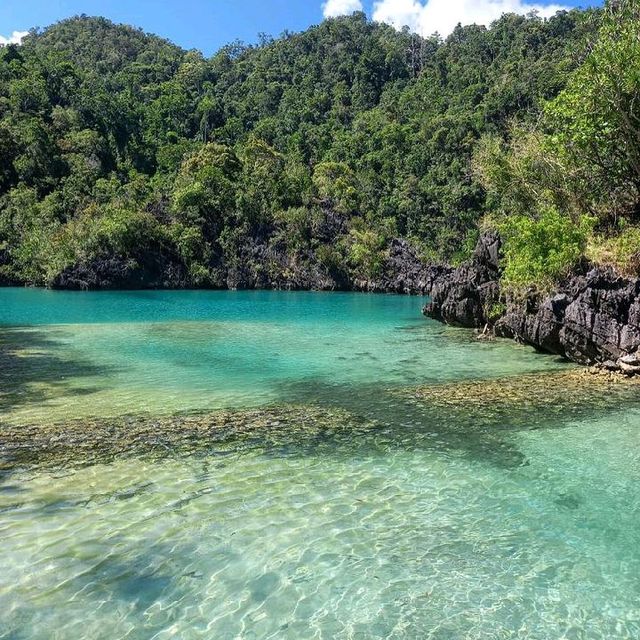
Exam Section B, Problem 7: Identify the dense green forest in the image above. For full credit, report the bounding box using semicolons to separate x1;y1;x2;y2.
0;2;637;290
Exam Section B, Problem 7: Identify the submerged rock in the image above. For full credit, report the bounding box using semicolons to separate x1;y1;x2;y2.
405;368;639;406
401;368;640;434
0;405;374;471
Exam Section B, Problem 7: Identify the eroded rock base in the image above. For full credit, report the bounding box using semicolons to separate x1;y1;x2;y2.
423;233;640;372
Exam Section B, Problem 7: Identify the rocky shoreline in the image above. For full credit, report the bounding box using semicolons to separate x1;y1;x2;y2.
20;235;448;295
423;232;640;374
6;223;640;375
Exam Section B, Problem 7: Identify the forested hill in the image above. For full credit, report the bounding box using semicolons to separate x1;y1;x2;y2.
0;10;601;289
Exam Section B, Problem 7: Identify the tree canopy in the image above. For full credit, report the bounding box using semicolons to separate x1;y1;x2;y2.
0;9;605;288
474;0;640;287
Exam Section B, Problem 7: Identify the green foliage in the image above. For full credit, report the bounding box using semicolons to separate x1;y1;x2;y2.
172;143;240;225
0;185;58;283
472;126;585;222
348;228;386;278
471;1;640;289
544;0;640;219
273;207;315;250
487;301;507;323
587;223;640;276
347;218;394;278
60;204;159;254
498;208;594;288
316;243;348;278
0;11;601;286
237;137;291;225
312;162;360;214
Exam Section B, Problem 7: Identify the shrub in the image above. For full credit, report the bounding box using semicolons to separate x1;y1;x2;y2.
486;301;507;322
44;204;164;283
348;226;387;279
587;224;640;275
498;207;594;289
544;0;640;220
316;243;348;278
273;207;313;250
312;162;360;215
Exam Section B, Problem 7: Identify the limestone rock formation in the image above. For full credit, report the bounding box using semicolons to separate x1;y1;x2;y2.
423;234;640;372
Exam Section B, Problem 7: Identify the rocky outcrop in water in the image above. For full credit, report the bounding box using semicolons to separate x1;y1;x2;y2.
423;233;640;372
53;252;190;290
495;267;640;370
355;239;452;295
423;231;501;327
49;226;444;294
217;236;448;294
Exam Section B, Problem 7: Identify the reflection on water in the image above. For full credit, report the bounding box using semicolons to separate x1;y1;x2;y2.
1;290;640;639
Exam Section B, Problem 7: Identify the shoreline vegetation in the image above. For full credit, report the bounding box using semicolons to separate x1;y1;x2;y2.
0;5;606;290
1;2;639;371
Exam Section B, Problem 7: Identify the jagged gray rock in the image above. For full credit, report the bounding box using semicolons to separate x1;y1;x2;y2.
50;231;442;295
496;268;640;368
423;231;501;327
423;233;640;372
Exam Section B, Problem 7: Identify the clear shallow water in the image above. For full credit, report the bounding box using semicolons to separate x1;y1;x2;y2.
1;289;640;639
0;289;566;426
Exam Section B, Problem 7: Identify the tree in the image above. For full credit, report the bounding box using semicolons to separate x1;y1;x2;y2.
545;0;640;219
312;162;360;214
169;143;241;282
0;11;602;286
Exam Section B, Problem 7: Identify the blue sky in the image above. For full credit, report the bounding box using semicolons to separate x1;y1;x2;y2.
1;0;602;56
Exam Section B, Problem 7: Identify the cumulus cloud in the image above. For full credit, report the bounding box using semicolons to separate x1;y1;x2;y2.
0;30;29;46
323;0;364;18
372;0;568;37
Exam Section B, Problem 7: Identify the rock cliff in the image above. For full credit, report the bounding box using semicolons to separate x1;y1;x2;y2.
423;231;501;328
423;233;640;373
49;234;443;295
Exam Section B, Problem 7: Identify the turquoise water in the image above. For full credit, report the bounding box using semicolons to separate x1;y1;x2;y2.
1;289;640;639
0;289;566;426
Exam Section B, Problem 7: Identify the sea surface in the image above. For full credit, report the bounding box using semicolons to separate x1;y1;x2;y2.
1;289;639;639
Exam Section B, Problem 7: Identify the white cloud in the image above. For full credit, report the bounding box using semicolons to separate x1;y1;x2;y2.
0;30;28;46
323;0;364;19
372;0;568;37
